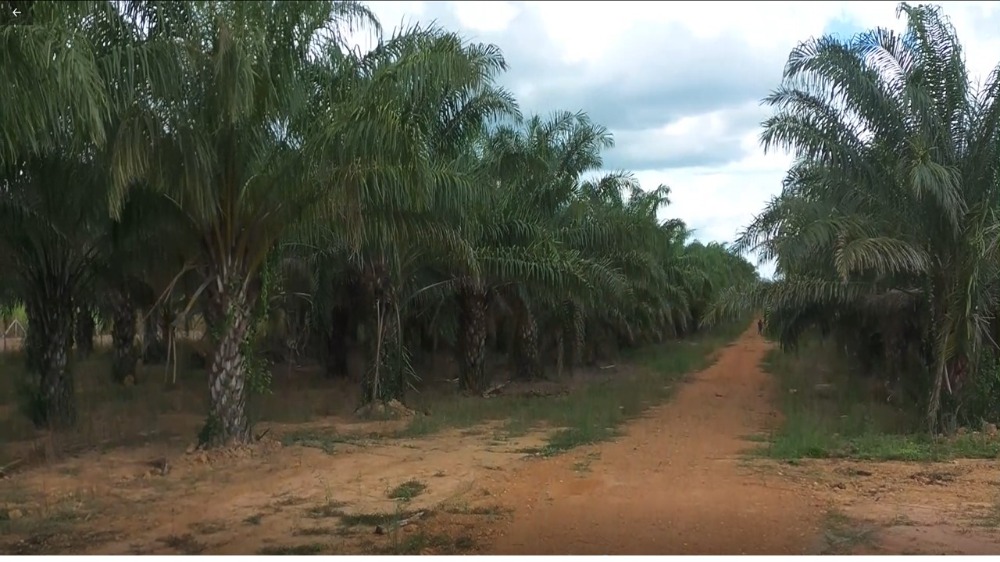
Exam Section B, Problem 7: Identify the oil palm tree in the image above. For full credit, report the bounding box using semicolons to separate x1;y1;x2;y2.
110;0;379;445
710;2;1000;432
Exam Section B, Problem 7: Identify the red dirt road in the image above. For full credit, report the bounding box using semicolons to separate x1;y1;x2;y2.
486;324;824;554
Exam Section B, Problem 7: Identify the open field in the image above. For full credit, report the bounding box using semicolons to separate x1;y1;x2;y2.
2;322;1000;555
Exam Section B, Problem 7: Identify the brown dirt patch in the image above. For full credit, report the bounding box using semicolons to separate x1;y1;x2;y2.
770;458;1000;554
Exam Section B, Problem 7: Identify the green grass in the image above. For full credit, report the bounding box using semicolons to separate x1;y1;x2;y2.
280;429;368;454
258;543;325;555
760;337;1000;461
387;480;426;501
399;319;748;454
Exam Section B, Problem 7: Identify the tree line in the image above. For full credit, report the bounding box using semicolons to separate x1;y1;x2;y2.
1;1;759;447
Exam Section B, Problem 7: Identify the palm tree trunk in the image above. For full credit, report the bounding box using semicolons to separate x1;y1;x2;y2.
202;274;253;446
75;305;95;359
457;286;490;393
925;276;949;434
566;301;584;374
25;286;76;429
361;299;406;403
323;305;351;378
555;330;565;378
110;292;136;384
513;303;542;380
141;311;167;363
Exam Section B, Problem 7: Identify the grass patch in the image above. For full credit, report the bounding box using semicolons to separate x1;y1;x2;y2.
305;500;348;519
338;510;416;527
441;503;509;516
159;534;206;555
280;429;366;454
760;337;1000;461
387;480;426;501
399;320;748;454
374;531;476;555
293;526;341;536
258;543;325;555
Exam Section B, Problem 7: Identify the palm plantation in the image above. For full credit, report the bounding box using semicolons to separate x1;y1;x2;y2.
0;0;758;447
711;3;1000;433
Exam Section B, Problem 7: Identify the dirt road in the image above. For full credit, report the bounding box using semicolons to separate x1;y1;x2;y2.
486;324;824;554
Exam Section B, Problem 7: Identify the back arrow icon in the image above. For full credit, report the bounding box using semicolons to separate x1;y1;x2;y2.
12;8;20;16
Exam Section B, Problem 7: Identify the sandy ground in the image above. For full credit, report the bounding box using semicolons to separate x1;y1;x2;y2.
3;324;1000;555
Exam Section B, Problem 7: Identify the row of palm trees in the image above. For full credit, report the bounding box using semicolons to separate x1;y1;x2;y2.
2;1;758;446
712;3;1000;432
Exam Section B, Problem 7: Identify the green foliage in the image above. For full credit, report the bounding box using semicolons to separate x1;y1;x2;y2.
244;252;278;397
758;337;1000;461
0;0;759;441
709;2;1000;433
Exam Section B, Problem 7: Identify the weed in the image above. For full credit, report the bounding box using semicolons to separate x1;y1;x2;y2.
293;526;340;536
159;534;206;555
387;480;426;501
441;503;509;517
338;510;416;527
258;543;325;555
305;500;348;519
280;429;365;454
373;531;475;555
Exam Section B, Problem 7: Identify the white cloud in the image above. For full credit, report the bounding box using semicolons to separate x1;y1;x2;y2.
355;1;1000;279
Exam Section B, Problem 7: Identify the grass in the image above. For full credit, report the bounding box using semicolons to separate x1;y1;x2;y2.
159;534;206;555
258;543;325;555
305;501;348;519
280;429;368;454
399;319;748;455
759;337;1000;461
371;530;477;555
387;480;426;501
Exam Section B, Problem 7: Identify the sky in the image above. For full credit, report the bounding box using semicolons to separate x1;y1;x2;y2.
350;1;1000;278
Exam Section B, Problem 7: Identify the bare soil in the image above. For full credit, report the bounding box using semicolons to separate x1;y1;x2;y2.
2;324;1000;555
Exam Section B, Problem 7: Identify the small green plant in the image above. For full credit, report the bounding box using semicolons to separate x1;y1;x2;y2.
387;480;426;501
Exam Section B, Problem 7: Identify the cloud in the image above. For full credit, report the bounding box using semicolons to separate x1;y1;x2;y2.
354;1;1000;278
604;102;766;172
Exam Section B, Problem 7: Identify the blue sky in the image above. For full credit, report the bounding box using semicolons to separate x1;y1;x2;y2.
352;1;1000;278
